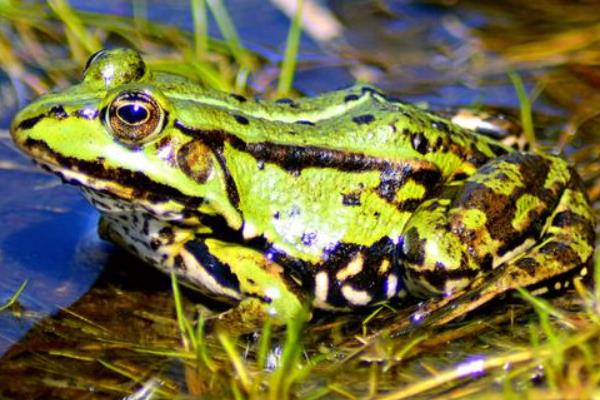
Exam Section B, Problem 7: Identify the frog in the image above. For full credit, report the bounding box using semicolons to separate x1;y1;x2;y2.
10;48;596;327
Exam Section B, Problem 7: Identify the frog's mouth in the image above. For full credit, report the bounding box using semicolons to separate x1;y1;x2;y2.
21;138;206;218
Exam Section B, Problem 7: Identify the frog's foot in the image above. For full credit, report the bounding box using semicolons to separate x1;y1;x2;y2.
401;152;595;328
445;108;528;151
213;297;310;333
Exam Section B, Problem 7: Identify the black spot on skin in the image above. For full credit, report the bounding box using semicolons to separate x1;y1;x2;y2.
185;240;240;291
396;198;422;212
289;205;301;217
552;210;595;242
467;143;491;167
344;94;359;102
376;164;441;203
16;114;44;130
262;246;313;289
373;212;380;217
99;106;108;122
49;105;68;119
361;86;381;96
295;120;315;126
229;93;247;103
539;241;579;265
273;211;280;220
453;172;469;181
135;63;146;81
301;232;317;246
342;191;361;206
479;253;493;271
150;238;161;250
174;255;186;270
411;132;430;154
234;114;249;125
417;265;479;294
275;98;298;107
158;226;175;244
142;216;150;235
352;114;375;125
92;199;109;209
435;261;446;270
489;143;508;156
431;120;450;133
515;257;540;277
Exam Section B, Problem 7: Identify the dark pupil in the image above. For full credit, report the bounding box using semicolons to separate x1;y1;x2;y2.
117;103;148;124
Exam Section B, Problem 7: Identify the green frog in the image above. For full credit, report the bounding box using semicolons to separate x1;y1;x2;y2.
10;48;595;326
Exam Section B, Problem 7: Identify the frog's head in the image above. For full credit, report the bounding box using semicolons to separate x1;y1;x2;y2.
11;48;241;227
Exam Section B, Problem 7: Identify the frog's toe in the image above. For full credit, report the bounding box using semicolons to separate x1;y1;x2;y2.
214;297;311;333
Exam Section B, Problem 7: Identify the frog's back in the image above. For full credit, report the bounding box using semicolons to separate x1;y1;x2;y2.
171;84;512;180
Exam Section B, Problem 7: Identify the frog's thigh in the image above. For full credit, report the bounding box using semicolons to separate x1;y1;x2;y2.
181;237;307;324
424;183;594;326
404;156;595;325
401;152;571;295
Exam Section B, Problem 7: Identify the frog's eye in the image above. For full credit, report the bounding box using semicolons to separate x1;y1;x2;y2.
106;91;165;143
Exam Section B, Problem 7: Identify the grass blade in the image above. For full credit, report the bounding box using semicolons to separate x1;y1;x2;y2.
277;0;303;95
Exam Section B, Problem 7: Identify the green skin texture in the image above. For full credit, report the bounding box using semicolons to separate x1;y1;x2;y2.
11;49;596;326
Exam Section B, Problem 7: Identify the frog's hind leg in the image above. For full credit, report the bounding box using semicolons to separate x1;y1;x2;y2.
401;152;595;327
418;185;593;327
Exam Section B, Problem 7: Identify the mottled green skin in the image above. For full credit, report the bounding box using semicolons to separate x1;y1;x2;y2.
11;49;595;325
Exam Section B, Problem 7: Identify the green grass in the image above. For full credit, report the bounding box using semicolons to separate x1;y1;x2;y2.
0;280;28;312
508;72;537;149
277;0;303;95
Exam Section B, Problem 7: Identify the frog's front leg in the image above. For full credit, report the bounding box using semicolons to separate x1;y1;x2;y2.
99;217;308;326
189;237;309;326
400;152;595;326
